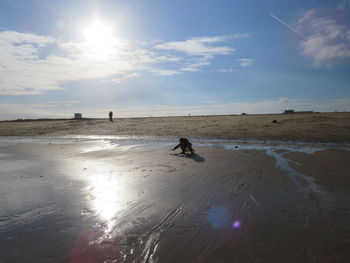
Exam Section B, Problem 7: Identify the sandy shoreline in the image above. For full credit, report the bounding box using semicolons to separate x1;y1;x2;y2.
1;112;350;143
1;138;350;262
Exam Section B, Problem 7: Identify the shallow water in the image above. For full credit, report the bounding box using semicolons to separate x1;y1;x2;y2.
1;136;350;262
2;135;348;190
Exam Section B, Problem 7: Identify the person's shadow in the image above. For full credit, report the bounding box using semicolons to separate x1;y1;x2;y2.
170;153;205;162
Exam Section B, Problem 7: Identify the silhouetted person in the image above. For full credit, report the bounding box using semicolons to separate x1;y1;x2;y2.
109;111;113;122
172;138;195;154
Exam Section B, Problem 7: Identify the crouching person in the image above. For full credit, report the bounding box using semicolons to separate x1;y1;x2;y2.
172;138;195;154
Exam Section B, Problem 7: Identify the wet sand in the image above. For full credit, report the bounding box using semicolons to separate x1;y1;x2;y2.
1;138;350;262
1;112;350;142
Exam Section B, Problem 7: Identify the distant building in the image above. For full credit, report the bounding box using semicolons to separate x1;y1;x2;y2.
283;110;295;114
74;113;82;119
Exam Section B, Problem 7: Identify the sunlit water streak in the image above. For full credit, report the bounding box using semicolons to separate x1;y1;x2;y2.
2;135;349;196
1;135;349;147
80;142;117;153
75;160;128;234
2;135;349;176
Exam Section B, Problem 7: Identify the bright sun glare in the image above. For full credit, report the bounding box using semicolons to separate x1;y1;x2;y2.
83;21;118;59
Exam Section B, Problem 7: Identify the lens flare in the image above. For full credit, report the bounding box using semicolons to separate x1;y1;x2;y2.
232;220;241;229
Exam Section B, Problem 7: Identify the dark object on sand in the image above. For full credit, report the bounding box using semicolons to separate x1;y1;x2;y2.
172;138;195;154
74;113;82;119
272;120;278;123
109;111;113;122
283;109;313;114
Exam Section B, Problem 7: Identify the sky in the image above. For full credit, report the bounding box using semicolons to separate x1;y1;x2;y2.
0;0;350;119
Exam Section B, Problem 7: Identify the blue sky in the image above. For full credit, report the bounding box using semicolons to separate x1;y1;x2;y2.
0;0;350;119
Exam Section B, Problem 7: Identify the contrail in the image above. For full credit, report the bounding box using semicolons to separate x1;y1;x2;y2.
269;13;306;39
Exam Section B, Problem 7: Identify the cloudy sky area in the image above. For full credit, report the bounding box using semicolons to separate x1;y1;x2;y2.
0;0;350;119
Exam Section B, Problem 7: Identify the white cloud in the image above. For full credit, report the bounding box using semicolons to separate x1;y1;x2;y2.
218;68;235;72
201;100;220;104
0;31;143;95
115;97;350;117
155;35;239;56
2;98;349;120
46;100;80;106
181;59;211;72
297;8;350;67
150;69;180;76
237;58;254;67
107;98;350;117
0;30;249;95
0;101;81;120
156;34;249;72
337;0;350;9
217;57;254;72
107;72;142;84
0;31;54;46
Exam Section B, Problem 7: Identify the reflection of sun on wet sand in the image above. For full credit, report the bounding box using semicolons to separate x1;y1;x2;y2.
1;137;350;262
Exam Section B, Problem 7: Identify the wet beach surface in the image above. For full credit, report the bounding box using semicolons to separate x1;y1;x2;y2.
1;137;350;262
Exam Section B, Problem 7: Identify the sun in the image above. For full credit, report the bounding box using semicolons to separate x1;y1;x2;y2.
83;20;118;59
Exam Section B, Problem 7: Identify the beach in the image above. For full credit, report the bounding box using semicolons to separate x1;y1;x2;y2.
2;0;350;261
1;113;350;262
1;136;350;262
1;112;350;142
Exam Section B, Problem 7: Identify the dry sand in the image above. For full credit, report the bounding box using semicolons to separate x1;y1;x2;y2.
1;112;350;142
1;138;349;262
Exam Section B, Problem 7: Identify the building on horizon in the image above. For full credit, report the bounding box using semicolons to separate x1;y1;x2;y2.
74;113;82;119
